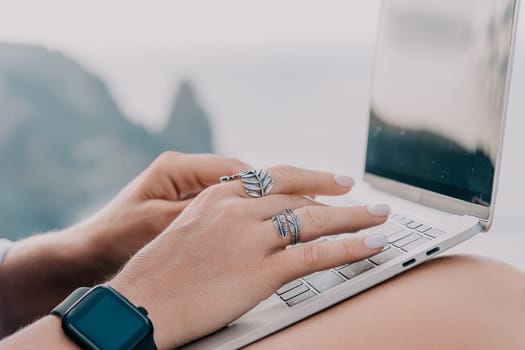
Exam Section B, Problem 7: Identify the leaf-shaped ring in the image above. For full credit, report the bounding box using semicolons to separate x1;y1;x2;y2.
283;208;301;245
271;208;301;245
272;214;289;240
220;169;274;198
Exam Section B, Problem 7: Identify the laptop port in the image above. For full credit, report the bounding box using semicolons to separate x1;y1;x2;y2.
402;259;416;268
426;247;440;256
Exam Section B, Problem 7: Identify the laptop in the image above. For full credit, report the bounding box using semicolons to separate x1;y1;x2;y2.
183;0;521;348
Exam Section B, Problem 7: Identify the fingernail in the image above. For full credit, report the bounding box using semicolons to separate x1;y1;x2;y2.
366;203;391;217
364;234;388;249
334;175;355;187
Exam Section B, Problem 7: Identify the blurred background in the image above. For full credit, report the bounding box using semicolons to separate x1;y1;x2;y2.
0;1;523;266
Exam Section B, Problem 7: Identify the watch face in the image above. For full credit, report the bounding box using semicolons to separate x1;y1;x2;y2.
63;286;150;350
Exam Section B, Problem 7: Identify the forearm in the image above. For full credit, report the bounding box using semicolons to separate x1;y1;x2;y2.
0;222;119;337
0;316;78;350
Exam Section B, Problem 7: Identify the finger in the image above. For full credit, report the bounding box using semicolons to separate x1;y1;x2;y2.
261;204;390;249
157;152;251;195
222;165;355;198
205;195;326;225
266;233;388;286
252;194;328;220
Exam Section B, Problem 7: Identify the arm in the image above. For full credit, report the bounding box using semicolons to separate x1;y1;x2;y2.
0;152;249;337
0;317;78;350
1;165;389;350
0;223;117;336
0;239;11;265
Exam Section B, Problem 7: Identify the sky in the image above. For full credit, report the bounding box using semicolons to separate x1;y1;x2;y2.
0;0;381;50
0;0;385;129
1;0;522;129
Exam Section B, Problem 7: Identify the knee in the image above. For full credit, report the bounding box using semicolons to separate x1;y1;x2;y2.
248;256;525;350
371;255;525;349
406;255;525;302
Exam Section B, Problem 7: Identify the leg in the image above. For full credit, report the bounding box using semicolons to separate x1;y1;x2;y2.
246;255;525;350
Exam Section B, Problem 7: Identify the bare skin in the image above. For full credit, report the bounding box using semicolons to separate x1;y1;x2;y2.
247;255;525;350
2;255;524;350
0;161;390;349
0;152;251;336
1;153;523;349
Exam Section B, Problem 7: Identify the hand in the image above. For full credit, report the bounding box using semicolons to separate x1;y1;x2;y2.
109;165;390;349
0;152;249;336
80;151;250;271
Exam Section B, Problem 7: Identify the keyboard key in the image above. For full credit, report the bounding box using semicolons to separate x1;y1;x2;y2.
307;271;346;293
367;223;390;235
338;260;375;279
276;280;303;295
426;228;447;238
402;237;431;251
393;233;422;248
279;284;310;301
286;290;316;307
406;221;422;229
416;225;432;233
302;271;327;281
380;223;405;236
369;248;403;265
388;229;412;243
398;217;414;225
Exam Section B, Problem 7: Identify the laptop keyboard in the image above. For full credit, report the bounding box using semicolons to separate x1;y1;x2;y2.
276;214;447;307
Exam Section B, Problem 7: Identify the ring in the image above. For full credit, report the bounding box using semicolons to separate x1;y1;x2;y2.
220;169;274;198
272;208;301;245
272;214;289;239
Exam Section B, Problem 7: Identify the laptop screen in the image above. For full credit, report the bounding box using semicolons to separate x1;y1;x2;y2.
365;0;518;207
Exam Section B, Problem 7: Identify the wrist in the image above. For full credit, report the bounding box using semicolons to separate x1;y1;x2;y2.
41;316;81;350
77;207;157;275
0;316;80;350
65;216;127;279
107;272;188;350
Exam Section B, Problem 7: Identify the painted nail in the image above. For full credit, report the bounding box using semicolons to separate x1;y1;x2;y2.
334;175;355;187
366;203;391;217
364;234;388;249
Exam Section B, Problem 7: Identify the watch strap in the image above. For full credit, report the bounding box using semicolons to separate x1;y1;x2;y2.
51;287;91;317
134;327;158;350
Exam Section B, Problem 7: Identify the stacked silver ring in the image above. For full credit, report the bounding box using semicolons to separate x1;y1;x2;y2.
272;208;301;245
220;169;274;198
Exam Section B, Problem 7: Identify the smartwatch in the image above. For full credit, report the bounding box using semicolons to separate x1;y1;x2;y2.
51;285;157;350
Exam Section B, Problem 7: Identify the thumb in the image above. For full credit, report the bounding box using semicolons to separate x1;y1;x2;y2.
155;152;252;198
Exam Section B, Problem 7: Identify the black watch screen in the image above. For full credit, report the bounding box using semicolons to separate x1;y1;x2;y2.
63;286;152;350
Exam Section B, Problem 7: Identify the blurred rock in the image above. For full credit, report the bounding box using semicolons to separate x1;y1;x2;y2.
0;43;213;239
162;80;214;153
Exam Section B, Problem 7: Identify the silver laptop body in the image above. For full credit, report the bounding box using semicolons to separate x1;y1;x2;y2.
183;0;521;348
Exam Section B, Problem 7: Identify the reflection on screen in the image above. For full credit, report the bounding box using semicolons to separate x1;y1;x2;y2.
365;0;517;206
